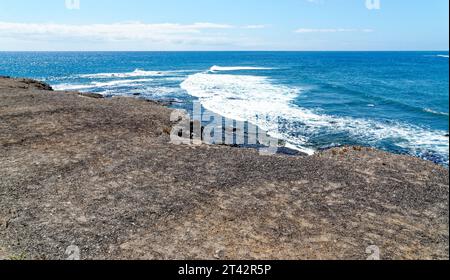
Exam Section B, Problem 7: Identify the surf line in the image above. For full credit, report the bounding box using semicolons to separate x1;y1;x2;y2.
170;102;281;156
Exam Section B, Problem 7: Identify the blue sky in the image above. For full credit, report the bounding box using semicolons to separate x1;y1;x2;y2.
0;0;448;51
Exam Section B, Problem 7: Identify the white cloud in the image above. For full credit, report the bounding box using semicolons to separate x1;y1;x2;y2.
0;21;276;50
243;25;267;29
0;21;239;45
305;0;324;4
295;28;374;33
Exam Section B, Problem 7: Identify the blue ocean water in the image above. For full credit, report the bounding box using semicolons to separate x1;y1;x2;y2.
1;51;449;165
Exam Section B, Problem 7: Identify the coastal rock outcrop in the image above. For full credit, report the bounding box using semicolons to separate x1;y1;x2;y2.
0;77;53;91
0;77;448;260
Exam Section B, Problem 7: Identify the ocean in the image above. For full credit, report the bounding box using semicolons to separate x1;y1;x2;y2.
0;51;448;165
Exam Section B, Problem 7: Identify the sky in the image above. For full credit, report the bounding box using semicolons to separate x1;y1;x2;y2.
0;0;448;51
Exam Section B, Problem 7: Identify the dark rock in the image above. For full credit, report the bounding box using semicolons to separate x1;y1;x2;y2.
79;92;104;99
19;78;53;91
276;146;302;156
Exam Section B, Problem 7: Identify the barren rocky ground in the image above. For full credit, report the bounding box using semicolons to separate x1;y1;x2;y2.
0;77;448;260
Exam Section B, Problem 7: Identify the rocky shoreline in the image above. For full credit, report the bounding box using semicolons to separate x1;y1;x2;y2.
0;77;448;260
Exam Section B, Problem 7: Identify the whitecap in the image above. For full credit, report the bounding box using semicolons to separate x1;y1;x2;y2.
78;69;190;79
52;84;96;91
53;78;153;91
424;108;449;116
181;73;449;162
209;65;274;72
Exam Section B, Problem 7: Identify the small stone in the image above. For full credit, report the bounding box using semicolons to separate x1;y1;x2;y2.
214;249;225;259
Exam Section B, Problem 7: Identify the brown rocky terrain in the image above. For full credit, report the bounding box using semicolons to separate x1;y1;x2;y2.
0;77;448;260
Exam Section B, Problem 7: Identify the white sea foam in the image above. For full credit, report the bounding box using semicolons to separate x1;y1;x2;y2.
98;86;177;97
53;78;153;91
138;86;178;96
424;108;449;116
181;73;449;160
209;65;274;72
53;84;95;91
437;55;449;58
78;69;190;79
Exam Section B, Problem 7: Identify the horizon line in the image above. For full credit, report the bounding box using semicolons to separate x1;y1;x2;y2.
1;50;449;52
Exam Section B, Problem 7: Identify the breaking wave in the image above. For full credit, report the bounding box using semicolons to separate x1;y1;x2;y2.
181;72;449;162
53;78;154;91
78;69;191;79
424;108;449;116
209;65;274;72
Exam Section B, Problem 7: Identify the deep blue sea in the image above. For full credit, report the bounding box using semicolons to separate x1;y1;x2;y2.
1;51;449;165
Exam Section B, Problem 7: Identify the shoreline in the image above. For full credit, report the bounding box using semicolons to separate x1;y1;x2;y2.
0;76;448;260
51;77;450;166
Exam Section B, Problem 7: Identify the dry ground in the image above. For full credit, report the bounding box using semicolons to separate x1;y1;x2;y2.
0;77;448;260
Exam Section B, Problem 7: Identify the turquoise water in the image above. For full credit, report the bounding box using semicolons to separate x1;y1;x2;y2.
0;51;448;165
